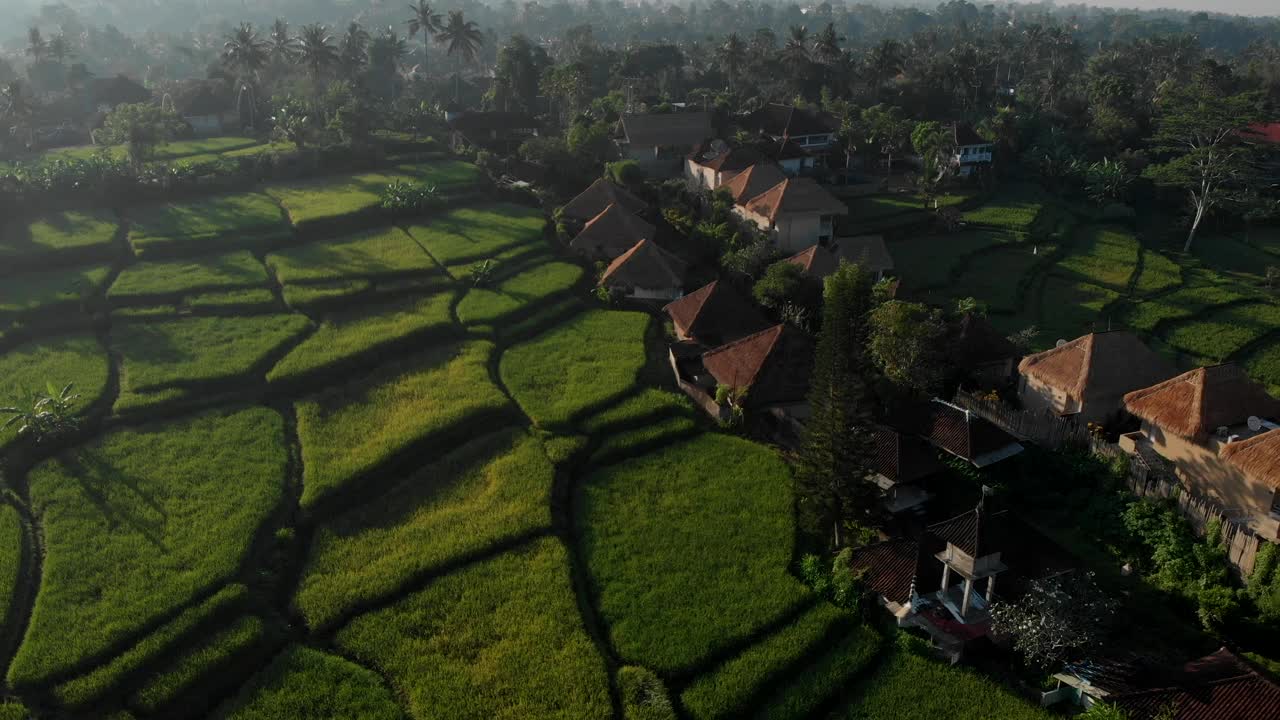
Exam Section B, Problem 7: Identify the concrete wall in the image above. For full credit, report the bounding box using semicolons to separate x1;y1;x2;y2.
1142;422;1280;539
1018;375;1081;419
685;159;716;190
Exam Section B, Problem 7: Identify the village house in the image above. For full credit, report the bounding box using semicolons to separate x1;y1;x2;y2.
618;112;714;176
951;312;1022;389
785;235;895;282
743;103;839;153
560;178;647;228
447;111;540;154
598;239;686;301
721;162;789;204
174;84;233;137
890;399;1025;469
569;203;656;261
951;123;993;177
770;137;820;176
1017;331;1176;426
871;425;946;513
684;142;767;190
87;74;151;114
1121;364;1280;541
732;176;848;252
663;280;769;348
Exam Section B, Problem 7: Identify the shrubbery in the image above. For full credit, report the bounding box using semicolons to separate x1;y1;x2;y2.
378;180;439;213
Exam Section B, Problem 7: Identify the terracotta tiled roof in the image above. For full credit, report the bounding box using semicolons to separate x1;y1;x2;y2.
599;239;686;292
561;178;647;223
1243;122;1280;144
1124;364;1280;440
786;237;894;279
721;163;788;204
569;203;656;260
662;281;770;347
621;112;712;147
1221;428;1280;491
742;178;848;224
688;144;767;173
891;399;1023;468
1109;648;1280;720
952;313;1020;370
701;324;813;407
873;426;945;484
847;539;922;605
1020;332;1176;409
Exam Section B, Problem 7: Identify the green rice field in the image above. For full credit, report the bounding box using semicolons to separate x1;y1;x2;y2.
264;162;482;230
127;192;292;258
0;504;21;631
404;203;548;277
0;210;120;268
108;251;268;305
266;226;443;285
213;645;403;720
0;335;110;449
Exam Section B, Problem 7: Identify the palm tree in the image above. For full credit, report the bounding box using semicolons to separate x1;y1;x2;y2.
812;23;842;66
340;21;371;79
222;23;268;82
25;27;47;63
405;0;442;78
435;10;483;101
47;33;72;65
298;24;339;86
268;19;298;65
717;33;746;92
370;28;410;98
782;26;810;65
866;38;904;96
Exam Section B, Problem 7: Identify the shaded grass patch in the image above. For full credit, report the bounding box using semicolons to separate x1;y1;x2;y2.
127;192;291;259
0;334;110;450
403;203;546;277
0;209;119;268
267;226;442;286
212;645;403;720
109;251;268;305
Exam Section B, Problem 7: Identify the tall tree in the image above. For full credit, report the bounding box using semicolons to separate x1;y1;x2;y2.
782;25;810;65
339;21;371;80
405;0;442;78
436;10;484;101
865;38;904;97
268;19;298;66
795;262;878;548
298;24;339;87
1145;84;1265;252
812;23;843;67
868;301;948;395
47;33;72;64
717;33;746;93
25;27;47;64
222;23;268;84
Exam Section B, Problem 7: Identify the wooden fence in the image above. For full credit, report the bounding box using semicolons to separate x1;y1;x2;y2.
953;390;1264;575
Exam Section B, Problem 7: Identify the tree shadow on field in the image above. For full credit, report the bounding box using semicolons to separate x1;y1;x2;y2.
59;451;168;550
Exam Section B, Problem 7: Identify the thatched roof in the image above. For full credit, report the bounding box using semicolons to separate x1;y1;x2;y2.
1019;332;1175;408
569;203;656;260
599;239;686;292
1123;364;1280;440
561;179;646;223
1221;429;1280;490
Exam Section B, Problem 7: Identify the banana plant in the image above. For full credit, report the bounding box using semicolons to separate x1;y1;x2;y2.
1;382;82;444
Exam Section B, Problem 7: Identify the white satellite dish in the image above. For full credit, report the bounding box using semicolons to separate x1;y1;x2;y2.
1248;416;1263;432
1056;339;1068;348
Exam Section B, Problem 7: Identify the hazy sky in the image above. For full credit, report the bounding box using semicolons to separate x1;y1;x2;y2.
1079;0;1276;17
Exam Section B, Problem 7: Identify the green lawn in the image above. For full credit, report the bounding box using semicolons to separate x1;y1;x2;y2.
892;231;1014;291
0;334;111;450
581;389;701;466
268;290;456;385
213;646;404;720
620;666;677;720
266;226;442;285
1036;277;1121;345
0;504;21;634
960;184;1046;233
294;341;509;510
335;537;612;720
131;615;269;713
1;264;111;321
295;428;554;630
187;288;280;313
1134;247;1183;295
751;624;884;720
10;408;286;688
682;602;847;720
1242;338;1280;395
0;209;120;266
1120;280;1256;333
113;314;312;413
1056;225;1139;291
108;251;268;305
457;261;584;334
52;585;248;708
127;192;292;259
1161;301;1280;364
501;310;652;432
946;244;1050;313
279;279;372;312
837;635;1053;720
579;433;810;674
403;203;547;278
264;162;482;230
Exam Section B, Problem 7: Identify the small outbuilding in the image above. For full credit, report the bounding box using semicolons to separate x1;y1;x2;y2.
598;239;686;301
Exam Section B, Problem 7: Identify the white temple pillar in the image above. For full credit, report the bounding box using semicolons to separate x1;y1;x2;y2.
941;564;951;592
986;574;997;602
961;576;974;617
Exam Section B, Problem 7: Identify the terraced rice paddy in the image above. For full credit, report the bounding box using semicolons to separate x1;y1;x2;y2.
0;335;110;449
0;210;119;268
265;162;481;231
213;646;403;720
127;192;292;258
108;251;269;305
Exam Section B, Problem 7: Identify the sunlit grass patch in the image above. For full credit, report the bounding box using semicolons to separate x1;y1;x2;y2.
131;615;269;714
127;192;291;259
960;183;1046;232
751;624;883;719
113;314;311;413
1242;338;1280;395
109;251;267;305
1134;248;1183;295
403;203;546;277
1161;301;1280;364
186;288;279;313
501;310;651;432
0;209;119;267
457;261;583;333
268;290;455;385
335;537;611;720
265;162;482;230
295;428;553;630
0;334;110;450
1119;280;1254;333
280;279;372;312
10;407;285;688
579;433;810;674
0;504;21;634
212;645;403;720
267;226;441;285
1056;225;1139;291
294;340;508;510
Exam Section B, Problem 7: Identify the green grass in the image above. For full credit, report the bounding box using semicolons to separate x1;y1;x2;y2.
752;624;884;719
266;226;442;285
946;244;1051;313
0;209;119;265
213;645;404;720
1056;225;1139;291
1119;278;1255;333
682;602;848;720
0;264;111;320
52;584;248;708
457;262;584;334
0;504;21;631
620;666;677;720
268;290;455;384
1036;277;1120;345
892;231;1013;291
1161;302;1280;363
1197;235;1278;284
294;340;508;510
1250;227;1280;257
1242;339;1280;395
264;162;482;230
295;428;553;630
1134;248;1183;295
403;203;547;278
0;335;110;450
0;703;27;720
501;310;652;432
579;433;810;674
10;407;285;688
335;537;612;720
113;314;312;413
582;390;701;466
838;635;1053;720
961;184;1046;232
109;251;268;304
131;615;268;713
127;192;292;258
187;288;279;312
841;192;968;220
280;279;372;311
